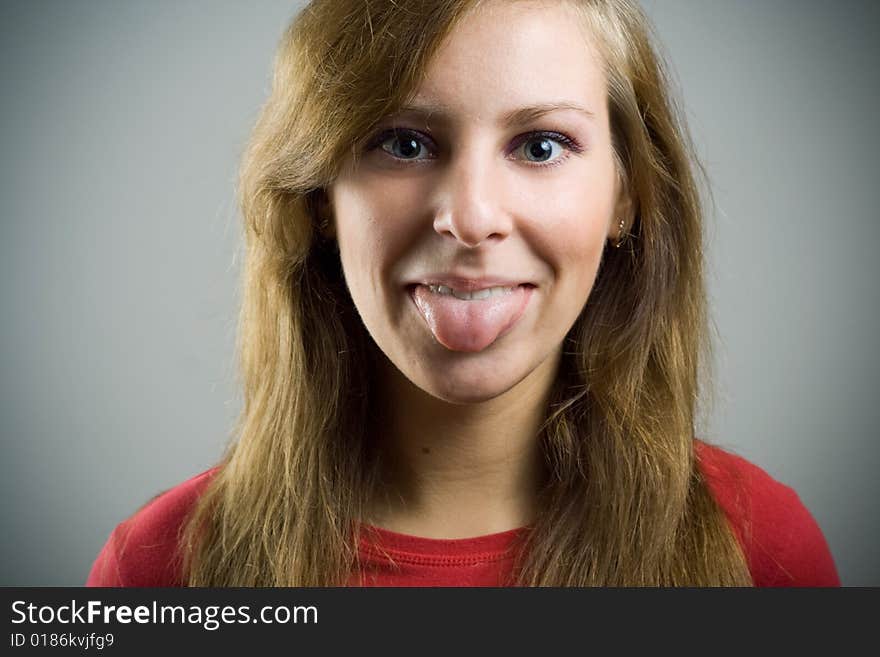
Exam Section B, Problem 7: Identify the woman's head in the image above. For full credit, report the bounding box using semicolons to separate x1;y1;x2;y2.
241;0;700;414
184;0;751;586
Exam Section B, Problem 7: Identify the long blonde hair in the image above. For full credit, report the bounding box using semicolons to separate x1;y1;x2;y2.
183;0;752;586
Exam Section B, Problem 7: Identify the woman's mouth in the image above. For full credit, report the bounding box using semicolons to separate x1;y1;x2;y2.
408;283;535;352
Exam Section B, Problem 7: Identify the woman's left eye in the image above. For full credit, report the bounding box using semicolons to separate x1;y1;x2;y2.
511;132;580;166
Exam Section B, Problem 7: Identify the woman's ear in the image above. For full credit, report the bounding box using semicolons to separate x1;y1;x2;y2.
313;188;336;240
609;176;634;247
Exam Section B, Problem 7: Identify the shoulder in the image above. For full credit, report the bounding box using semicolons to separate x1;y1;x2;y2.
86;467;219;587
694;440;840;587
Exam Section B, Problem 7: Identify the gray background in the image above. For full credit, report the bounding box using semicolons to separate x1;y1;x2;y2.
1;0;877;586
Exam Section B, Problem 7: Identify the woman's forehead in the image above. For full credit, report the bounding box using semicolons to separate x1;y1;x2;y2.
405;0;607;125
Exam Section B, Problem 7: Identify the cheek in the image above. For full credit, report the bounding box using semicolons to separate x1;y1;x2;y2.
516;172;614;280
548;218;606;299
331;180;423;298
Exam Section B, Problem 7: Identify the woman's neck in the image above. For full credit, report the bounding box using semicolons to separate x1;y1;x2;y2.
366;351;560;539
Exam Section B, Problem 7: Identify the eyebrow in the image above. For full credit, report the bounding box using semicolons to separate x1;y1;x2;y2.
387;101;596;127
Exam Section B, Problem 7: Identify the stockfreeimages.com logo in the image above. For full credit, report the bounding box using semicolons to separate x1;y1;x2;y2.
11;600;318;632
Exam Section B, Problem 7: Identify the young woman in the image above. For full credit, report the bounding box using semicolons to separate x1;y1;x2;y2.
87;0;840;587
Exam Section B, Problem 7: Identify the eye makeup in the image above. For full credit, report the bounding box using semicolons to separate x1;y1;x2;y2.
364;128;438;160
363;125;586;169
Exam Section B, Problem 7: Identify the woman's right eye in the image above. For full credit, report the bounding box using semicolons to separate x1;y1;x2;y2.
370;129;435;162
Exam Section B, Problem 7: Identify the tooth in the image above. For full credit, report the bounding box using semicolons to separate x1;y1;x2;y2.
425;284;518;299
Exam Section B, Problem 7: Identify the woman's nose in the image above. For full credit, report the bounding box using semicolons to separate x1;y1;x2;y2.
432;152;513;248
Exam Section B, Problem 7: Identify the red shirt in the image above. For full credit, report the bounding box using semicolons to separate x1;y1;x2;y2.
86;441;841;587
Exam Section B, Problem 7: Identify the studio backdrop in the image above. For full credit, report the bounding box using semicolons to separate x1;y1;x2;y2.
1;0;877;585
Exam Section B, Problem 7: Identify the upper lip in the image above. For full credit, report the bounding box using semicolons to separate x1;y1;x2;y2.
408;275;534;292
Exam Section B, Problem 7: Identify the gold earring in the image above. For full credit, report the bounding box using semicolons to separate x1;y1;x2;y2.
614;217;626;248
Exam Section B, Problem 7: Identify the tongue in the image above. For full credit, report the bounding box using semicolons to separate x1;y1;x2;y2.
411;285;532;352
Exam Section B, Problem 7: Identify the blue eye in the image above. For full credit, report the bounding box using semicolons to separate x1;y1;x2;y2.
515;135;569;164
376;129;433;160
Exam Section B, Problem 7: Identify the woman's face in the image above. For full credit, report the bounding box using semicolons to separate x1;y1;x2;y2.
329;0;626;404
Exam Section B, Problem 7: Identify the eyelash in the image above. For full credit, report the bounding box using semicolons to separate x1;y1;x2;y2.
364;128;584;169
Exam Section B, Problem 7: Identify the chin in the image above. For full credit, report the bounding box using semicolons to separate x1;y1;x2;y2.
409;359;533;405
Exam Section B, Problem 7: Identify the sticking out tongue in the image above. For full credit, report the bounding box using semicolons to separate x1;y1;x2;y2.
411;284;533;352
